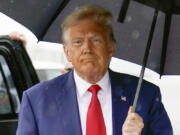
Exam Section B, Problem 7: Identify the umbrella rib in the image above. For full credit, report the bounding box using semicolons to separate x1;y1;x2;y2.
160;12;172;76
117;0;130;23
39;0;70;41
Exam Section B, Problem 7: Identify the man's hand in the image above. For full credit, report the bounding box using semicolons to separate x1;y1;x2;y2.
8;32;27;46
122;106;144;135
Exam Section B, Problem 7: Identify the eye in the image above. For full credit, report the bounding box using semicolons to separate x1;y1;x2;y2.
73;40;82;46
92;39;101;44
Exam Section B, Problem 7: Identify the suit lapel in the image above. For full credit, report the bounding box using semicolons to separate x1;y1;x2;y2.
55;70;82;135
109;70;131;135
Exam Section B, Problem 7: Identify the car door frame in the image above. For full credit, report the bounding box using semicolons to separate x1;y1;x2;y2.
0;36;39;135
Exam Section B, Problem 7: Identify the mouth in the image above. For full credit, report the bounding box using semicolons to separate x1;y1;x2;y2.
81;57;96;62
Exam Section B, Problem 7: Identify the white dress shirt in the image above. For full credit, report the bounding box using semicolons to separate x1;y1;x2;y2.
74;70;112;135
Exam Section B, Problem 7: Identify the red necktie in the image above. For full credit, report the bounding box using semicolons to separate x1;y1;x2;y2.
86;85;106;135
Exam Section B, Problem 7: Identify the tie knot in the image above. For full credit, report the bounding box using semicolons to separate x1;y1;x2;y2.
88;84;101;94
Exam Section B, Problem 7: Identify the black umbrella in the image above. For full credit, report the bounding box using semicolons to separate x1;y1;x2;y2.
1;0;180;112
1;0;180;75
116;0;180;112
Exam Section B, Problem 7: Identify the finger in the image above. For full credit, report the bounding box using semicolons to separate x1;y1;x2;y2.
132;113;144;124
124;114;144;133
123;121;137;129
128;114;144;127
128;106;133;114
123;123;141;135
8;32;19;39
123;124;143;135
127;112;143;121
8;32;27;45
125;118;143;129
126;106;135;121
123;129;138;135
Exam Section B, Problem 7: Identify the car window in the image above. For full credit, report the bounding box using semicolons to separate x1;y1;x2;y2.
0;55;20;114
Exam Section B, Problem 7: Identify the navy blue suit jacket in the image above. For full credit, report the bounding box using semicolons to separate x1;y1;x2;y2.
16;70;173;135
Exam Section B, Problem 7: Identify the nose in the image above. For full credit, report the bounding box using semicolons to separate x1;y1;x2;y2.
82;39;92;54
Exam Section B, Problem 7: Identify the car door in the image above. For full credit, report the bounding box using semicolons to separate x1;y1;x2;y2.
0;36;39;135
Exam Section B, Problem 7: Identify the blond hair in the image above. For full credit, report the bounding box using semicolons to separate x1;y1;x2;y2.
61;4;116;43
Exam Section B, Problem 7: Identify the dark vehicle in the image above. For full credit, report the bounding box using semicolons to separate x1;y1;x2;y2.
0;37;39;135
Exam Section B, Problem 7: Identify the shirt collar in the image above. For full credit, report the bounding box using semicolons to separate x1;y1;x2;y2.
74;70;110;98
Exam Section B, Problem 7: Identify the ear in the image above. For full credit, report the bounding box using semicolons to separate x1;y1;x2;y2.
63;45;72;62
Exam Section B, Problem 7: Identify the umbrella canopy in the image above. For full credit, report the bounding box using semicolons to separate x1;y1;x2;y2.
0;0;69;41
1;0;180;112
1;0;180;76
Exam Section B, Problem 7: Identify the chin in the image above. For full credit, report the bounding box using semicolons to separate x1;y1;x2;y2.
84;68;103;75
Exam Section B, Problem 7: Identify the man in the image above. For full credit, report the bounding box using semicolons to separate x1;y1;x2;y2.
16;4;173;135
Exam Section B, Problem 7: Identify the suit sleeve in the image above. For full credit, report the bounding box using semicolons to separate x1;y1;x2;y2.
148;86;173;135
16;91;38;135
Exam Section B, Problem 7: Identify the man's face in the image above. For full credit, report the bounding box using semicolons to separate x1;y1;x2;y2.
64;20;114;80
